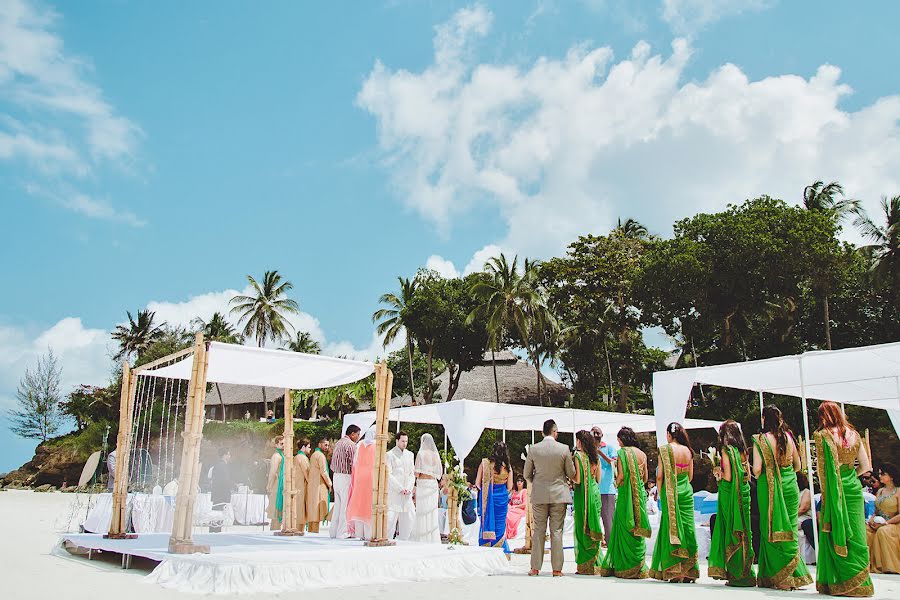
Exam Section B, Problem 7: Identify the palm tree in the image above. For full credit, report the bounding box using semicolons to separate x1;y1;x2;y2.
284;331;322;354
616;217;649;240
469;254;546;403
112;310;164;362
191;312;243;344
229;270;300;414
802;180;860;349
283;331;322;417
854;195;900;294
373;277;418;403
191;312;243;420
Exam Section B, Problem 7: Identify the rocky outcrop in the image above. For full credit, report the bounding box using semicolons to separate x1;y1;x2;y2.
0;442;85;488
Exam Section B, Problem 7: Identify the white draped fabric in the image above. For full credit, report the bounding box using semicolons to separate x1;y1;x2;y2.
344;400;721;461
652;341;900;444
137;342;375;390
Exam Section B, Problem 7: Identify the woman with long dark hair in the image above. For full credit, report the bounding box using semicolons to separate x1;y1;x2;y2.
752;405;811;590
708;420;756;586
600;427;649;579
506;475;528;540
650;422;699;582
476;441;513;554
572;429;604;574
814;401;874;596
867;462;900;574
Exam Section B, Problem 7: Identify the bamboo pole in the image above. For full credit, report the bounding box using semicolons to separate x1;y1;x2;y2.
366;363;394;546
106;364;137;538
276;388;302;536
131;346;196;373
447;484;459;538
168;333;211;554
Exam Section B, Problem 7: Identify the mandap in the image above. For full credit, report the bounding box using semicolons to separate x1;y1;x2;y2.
107;335;394;552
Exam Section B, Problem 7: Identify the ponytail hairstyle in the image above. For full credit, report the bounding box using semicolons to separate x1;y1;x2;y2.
490;441;512;475
576;430;599;465
717;419;746;455
666;422;692;452
818;400;854;441
762;404;792;457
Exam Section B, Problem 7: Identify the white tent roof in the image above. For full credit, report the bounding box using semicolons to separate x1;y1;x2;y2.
652;341;900;445
343;399;722;462
137;341;375;390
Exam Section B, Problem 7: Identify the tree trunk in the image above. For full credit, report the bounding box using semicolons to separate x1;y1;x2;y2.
491;348;501;403
534;356;543;407
261;386;268;418
604;341;615;406
617;368;628;412
406;336;417;402
216;383;225;422
823;294;832;350
310;395;318;420
447;363;463;401
423;343;434;404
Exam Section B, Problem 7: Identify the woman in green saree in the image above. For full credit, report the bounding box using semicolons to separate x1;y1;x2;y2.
752;405;812;590
708;420;756;586
814;401;874;597
650;422;699;583
600;426;649;579
573;430;605;574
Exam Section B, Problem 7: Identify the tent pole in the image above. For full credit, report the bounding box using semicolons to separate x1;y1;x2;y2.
798;357;820;556
572;410;576;447
502;418;506;443
106;364;136;538
758;391;764;422
531;430;535;445
276;388;301;536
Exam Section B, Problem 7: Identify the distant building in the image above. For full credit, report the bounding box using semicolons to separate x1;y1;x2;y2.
386;350;570;408
204;384;284;421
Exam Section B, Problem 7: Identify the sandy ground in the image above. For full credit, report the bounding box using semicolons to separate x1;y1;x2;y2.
2;489;897;600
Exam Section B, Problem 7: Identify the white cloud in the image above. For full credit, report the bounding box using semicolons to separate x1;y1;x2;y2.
0;0;143;223
661;0;774;36
0;317;112;411
359;7;900;260
425;254;460;278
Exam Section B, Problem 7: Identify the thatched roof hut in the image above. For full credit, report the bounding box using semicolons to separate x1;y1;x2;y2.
385;350;569;407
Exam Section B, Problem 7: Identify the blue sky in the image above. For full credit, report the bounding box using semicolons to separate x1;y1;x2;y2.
2;0;899;473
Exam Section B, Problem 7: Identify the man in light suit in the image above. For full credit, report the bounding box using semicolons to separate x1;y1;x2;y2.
524;419;576;576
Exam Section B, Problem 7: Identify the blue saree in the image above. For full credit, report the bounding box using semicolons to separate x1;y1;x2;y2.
479;458;510;553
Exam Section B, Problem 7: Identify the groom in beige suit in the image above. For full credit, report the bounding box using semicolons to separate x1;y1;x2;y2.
524;419;576;576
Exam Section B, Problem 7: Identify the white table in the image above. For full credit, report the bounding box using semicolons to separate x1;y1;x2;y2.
82;493;213;534
230;492;269;525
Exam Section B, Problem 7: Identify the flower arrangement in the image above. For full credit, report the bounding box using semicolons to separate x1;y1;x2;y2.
447;527;465;546
702;446;720;468
439;448;472;502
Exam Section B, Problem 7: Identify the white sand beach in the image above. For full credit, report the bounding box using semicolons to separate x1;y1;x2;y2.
3;489;897;600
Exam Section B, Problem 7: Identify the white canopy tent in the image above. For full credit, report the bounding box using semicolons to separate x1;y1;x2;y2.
652;341;900;558
652;341;900;446
343;399;722;462
140;341;376;389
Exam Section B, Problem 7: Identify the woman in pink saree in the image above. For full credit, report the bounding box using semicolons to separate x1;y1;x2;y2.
347;428;376;539
506;475;528;540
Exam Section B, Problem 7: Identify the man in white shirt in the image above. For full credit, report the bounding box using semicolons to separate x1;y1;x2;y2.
386;431;416;540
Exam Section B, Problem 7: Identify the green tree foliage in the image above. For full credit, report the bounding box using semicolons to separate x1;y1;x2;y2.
284;330;322;354
373;277;419;400
540;227;648;410
7;349;66;441
61;384;117;431
229;270;300;347
111;309;164;362
386;345;446;403
191;311;244;344
638;197;841;363
405;271;489;402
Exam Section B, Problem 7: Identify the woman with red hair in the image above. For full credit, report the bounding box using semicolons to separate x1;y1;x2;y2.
814;401;874;597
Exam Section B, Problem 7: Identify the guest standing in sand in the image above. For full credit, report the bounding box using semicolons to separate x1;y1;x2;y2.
525;419;576;577
266;435;286;530
292;438;311;533
330;424;361;539
306;438;332;533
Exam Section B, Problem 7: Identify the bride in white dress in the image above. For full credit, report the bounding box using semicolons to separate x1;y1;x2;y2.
411;433;443;543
